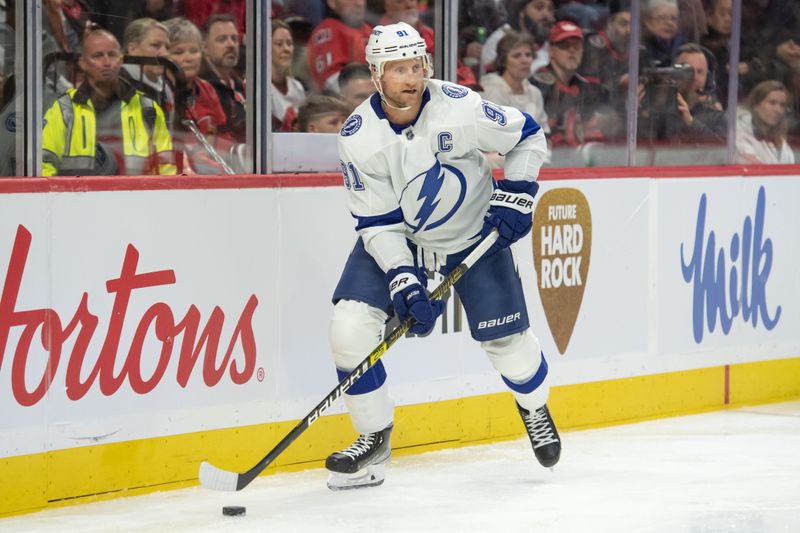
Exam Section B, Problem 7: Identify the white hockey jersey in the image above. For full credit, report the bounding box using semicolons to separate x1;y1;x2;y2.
271;78;306;131
337;79;547;273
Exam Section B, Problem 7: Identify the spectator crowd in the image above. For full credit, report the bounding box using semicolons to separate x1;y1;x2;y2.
0;0;797;176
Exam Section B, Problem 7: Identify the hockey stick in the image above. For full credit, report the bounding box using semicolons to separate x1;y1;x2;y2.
199;229;500;491
181;119;236;175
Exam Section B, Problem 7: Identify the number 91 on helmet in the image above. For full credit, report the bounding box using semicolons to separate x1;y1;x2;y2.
365;22;433;80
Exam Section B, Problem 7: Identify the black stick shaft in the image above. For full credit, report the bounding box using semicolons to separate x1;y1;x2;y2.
203;231;498;491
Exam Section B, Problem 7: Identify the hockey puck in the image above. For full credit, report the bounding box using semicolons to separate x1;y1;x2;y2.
222;506;246;517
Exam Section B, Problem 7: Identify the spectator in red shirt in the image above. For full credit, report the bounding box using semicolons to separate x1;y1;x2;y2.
307;0;373;92
182;0;246;37
200;14;246;143
165;16;235;174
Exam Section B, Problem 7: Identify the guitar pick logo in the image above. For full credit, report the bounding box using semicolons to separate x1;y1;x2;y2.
532;188;592;354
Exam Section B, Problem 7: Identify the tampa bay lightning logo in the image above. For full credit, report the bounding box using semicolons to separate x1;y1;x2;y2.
405;158;467;233
4;112;15;133
341;115;362;136
441;84;468;99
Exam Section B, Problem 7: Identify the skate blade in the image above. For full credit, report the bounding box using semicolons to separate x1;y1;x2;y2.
327;464;386;491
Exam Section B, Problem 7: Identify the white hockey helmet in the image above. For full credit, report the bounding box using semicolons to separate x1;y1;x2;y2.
365;22;432;78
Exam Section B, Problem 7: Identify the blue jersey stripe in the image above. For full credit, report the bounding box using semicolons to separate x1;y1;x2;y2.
517;112;541;145
370;89;432;134
353;207;404;230
337;360;387;395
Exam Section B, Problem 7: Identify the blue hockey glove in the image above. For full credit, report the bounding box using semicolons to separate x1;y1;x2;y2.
387;266;445;335
481;179;540;249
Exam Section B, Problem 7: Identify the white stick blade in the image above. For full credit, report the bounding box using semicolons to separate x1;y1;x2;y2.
464;230;498;268
199;460;240;491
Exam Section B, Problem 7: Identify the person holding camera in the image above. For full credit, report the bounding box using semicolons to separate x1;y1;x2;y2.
638;43;727;143
673;44;727;139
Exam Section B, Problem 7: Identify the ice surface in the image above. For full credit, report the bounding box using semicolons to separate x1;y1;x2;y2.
3;401;799;532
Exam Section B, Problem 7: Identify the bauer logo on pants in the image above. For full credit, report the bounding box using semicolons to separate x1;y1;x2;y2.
532;188;592;354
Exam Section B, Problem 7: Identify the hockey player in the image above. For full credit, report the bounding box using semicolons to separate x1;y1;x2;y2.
326;22;560;491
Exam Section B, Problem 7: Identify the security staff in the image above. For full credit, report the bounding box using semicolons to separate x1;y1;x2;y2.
42;26;176;176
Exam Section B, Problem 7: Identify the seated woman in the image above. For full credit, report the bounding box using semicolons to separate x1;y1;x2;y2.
736;80;795;165
479;31;550;167
271;19;306;132
479;31;549;131
164;17;236;174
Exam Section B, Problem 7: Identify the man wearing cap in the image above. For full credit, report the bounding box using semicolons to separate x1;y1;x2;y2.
531;19;606;148
581;0;631;110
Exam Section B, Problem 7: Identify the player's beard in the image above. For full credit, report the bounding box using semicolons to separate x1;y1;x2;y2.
383;81;424;111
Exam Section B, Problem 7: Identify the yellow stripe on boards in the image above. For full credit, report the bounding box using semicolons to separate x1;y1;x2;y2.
0;453;46;516
2;357;798;518
729;357;800;406
551;366;726;430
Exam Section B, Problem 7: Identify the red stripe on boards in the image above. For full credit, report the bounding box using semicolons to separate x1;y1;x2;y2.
1;164;799;194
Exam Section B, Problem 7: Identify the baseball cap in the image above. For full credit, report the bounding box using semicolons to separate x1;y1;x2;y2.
549;20;584;44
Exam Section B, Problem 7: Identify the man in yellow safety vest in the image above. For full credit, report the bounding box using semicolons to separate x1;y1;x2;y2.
42;26;176;177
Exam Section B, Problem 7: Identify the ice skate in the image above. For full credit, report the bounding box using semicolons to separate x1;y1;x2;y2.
517;403;561;468
326;424;393;491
